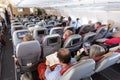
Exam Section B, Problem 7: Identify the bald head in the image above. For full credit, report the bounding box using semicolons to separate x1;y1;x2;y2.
57;48;71;64
63;30;73;40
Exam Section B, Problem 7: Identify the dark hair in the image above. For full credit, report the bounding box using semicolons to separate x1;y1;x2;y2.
57;48;71;64
61;22;66;27
96;22;101;25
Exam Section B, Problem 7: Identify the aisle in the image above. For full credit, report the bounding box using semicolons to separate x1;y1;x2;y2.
1;30;15;80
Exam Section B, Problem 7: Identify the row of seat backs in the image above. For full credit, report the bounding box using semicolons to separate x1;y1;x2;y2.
13;29;82;55
61;52;120;80
82;27;109;43
15;34;120;79
12;25;108;49
16;41;120;79
79;25;119;42
11;24;75;38
104;27;119;38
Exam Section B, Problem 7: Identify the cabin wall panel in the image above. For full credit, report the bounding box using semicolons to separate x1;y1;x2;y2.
59;9;120;27
11;6;30;16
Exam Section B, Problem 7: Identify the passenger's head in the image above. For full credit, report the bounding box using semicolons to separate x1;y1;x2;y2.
112;32;120;38
57;48;71;65
95;22;102;29
79;26;90;36
63;30;73;41
23;33;34;42
76;18;79;21
88;20;92;24
89;44;105;58
61;22;67;28
68;16;72;21
20;72;33;80
60;16;64;21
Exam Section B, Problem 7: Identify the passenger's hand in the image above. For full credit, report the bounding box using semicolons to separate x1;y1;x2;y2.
77;51;82;56
46;60;50;66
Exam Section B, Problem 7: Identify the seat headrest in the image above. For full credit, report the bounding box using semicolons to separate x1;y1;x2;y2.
16;40;41;57
95;52;120;72
50;27;63;35
43;34;61;46
64;34;82;47
60;59;95;80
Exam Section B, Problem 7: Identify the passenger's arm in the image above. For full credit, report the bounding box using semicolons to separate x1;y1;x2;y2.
45;60;52;77
74;51;82;61
96;38;108;43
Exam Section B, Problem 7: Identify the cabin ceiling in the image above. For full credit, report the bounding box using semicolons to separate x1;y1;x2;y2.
0;0;120;11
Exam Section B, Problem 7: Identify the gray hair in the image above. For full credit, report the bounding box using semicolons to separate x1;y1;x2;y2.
89;44;105;58
20;72;33;80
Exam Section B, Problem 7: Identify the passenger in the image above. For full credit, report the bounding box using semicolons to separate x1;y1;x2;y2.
104;32;120;45
89;44;105;59
97;31;120;49
92;22;102;32
37;48;76;80
75;18;81;33
88;20;92;25
66;16;72;26
61;22;67;29
74;42;91;61
20;72;33;80
79;26;91;37
75;44;105;62
0;31;6;46
13;33;34;65
61;30;74;47
0;15;5;26
22;33;34;42
59;16;65;23
63;30;73;41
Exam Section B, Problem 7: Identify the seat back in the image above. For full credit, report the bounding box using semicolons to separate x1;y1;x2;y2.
94;27;108;39
45;24;54;33
48;21;56;25
83;32;96;43
11;20;19;23
11;25;25;36
12;30;30;52
24;22;34;27
49;27;63;37
79;25;91;34
33;28;48;43
60;59;95;80
63;34;82;52
95;52;120;72
27;24;35;29
37;20;46;27
64;26;75;33
16;40;41;69
105;27;119;38
11;22;22;26
42;34;61;57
